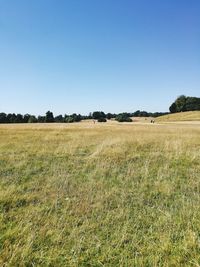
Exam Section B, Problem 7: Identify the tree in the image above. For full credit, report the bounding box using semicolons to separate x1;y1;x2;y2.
65;116;74;123
7;113;17;123
169;95;200;113
133;110;151;117
55;115;64;123
140;111;149;117
175;95;187;112
92;111;106;120
185;97;200;111
23;114;31;123
38;116;46;123
133;110;141;117
106;113;115;119
28;116;37;123
0;113;7;123
88;112;93;119
45;111;54;123
115;113;132;122
15;114;23;123
71;113;82;122
169;102;177;113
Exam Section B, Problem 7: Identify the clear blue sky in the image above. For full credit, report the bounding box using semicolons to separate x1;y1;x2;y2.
0;0;199;115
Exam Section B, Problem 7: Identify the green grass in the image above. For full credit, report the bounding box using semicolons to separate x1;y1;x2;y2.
156;111;200;122
0;123;200;266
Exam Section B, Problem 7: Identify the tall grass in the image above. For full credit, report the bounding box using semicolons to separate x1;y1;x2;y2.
0;123;200;266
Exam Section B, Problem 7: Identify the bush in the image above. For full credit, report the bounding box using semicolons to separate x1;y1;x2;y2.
98;118;107;122
115;114;132;122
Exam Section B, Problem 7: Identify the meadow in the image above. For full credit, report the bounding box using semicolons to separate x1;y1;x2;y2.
0;121;200;266
156;111;200;122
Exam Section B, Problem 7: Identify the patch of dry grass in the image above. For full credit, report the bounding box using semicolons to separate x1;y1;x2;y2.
0;122;200;266
156;111;200;122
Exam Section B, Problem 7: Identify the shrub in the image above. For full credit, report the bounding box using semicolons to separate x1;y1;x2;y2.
115;114;132;122
98;118;107;122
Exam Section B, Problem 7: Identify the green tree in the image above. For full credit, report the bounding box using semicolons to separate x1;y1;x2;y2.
175;95;187;112
106;113;114;119
92;111;106;120
169;95;200;113
15;114;23;123
8;113;17;123
185;97;200;111
71;113;82;122
55;115;64;123
116;113;132;122
169;102;177;113
23;114;31;123
0;113;7;123
45;111;54;123
65;116;74;123
28;116;37;123
38;116;46;123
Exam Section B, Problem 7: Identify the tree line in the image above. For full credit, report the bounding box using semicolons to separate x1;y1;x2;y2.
169;95;200;113
1;95;199;124
0;110;168;124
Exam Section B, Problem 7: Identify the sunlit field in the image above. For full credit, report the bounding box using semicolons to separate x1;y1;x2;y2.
156;111;200;122
0;121;200;266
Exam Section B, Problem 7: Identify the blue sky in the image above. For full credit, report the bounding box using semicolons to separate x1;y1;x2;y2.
0;0;199;115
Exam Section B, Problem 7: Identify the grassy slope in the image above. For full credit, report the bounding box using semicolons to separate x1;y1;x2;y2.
0;123;200;266
156;111;200;122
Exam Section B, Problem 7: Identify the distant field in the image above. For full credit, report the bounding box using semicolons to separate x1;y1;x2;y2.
0;122;200;266
156;111;200;122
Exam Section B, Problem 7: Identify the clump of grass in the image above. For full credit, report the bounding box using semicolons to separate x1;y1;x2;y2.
0;123;200;266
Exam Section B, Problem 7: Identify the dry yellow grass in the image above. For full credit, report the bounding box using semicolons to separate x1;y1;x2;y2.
156;111;200;122
0;122;200;266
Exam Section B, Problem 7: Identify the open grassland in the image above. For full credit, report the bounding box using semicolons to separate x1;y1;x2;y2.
0;122;200;266
156;111;200;122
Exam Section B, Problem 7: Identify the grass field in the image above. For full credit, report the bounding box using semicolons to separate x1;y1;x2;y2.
156;111;200;122
0;122;200;266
